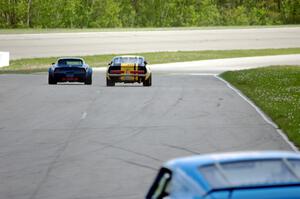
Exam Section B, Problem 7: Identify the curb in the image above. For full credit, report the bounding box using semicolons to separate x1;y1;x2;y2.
215;75;298;152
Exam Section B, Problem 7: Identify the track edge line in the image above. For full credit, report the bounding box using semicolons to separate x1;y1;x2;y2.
215;75;298;152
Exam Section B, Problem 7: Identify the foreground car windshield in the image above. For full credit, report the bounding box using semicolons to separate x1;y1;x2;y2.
58;59;83;66
113;57;143;64
199;159;300;188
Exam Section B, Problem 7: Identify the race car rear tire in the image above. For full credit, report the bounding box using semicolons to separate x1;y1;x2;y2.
106;78;115;87
48;75;57;85
143;75;152;87
85;75;92;85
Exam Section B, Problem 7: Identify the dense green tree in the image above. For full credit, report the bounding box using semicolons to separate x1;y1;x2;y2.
0;0;299;28
89;0;122;27
282;0;300;24
196;0;221;26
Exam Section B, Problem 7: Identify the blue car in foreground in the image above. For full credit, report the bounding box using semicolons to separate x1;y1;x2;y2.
48;57;92;85
146;151;300;199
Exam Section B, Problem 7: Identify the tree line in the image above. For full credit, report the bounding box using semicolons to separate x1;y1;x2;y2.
0;0;299;28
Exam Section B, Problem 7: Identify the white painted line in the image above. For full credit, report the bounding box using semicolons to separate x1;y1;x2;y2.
186;73;218;76
167;73;217;76
81;112;87;120
215;75;298;152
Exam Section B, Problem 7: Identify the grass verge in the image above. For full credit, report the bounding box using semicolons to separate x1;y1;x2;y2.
1;48;300;74
220;66;300;148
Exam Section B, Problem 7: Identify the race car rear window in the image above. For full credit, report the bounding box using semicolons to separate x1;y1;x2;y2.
58;59;83;66
199;159;300;189
113;57;143;64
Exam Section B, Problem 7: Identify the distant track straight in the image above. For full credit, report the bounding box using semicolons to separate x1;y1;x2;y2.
1;27;300;59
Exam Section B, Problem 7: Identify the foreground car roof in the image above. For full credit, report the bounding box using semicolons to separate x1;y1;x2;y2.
166;151;300;168
165;151;300;194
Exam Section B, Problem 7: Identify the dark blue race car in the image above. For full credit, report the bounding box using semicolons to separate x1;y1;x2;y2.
146;151;300;199
48;57;93;85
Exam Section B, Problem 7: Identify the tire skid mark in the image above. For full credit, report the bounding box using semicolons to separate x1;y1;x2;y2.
161;86;185;117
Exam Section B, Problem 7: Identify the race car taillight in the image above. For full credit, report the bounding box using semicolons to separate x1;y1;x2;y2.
130;70;145;74
110;70;124;74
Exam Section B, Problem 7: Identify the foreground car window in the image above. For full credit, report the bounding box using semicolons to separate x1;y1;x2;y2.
289;160;300;176
199;159;300;188
198;164;228;188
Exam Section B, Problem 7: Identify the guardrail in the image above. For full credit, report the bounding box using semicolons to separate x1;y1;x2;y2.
0;52;9;67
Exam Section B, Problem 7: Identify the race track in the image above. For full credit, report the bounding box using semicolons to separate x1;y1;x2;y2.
0;70;294;199
1;27;300;59
0;28;299;199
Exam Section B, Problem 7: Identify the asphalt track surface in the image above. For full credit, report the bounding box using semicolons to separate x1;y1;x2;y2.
1;27;300;59
0;66;295;199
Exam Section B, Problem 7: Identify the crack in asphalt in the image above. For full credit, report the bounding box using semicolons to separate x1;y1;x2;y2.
28;92;100;199
114;158;157;171
28;130;80;199
97;142;162;162
163;144;200;155
49;125;162;169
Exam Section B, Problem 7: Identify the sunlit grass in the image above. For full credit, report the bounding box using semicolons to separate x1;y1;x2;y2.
1;48;300;74
221;66;300;148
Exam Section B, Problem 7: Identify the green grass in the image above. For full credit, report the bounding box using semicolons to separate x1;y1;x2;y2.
221;66;300;148
0;25;299;34
1;48;300;74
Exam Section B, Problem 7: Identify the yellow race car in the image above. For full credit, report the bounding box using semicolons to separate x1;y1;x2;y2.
106;55;152;86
